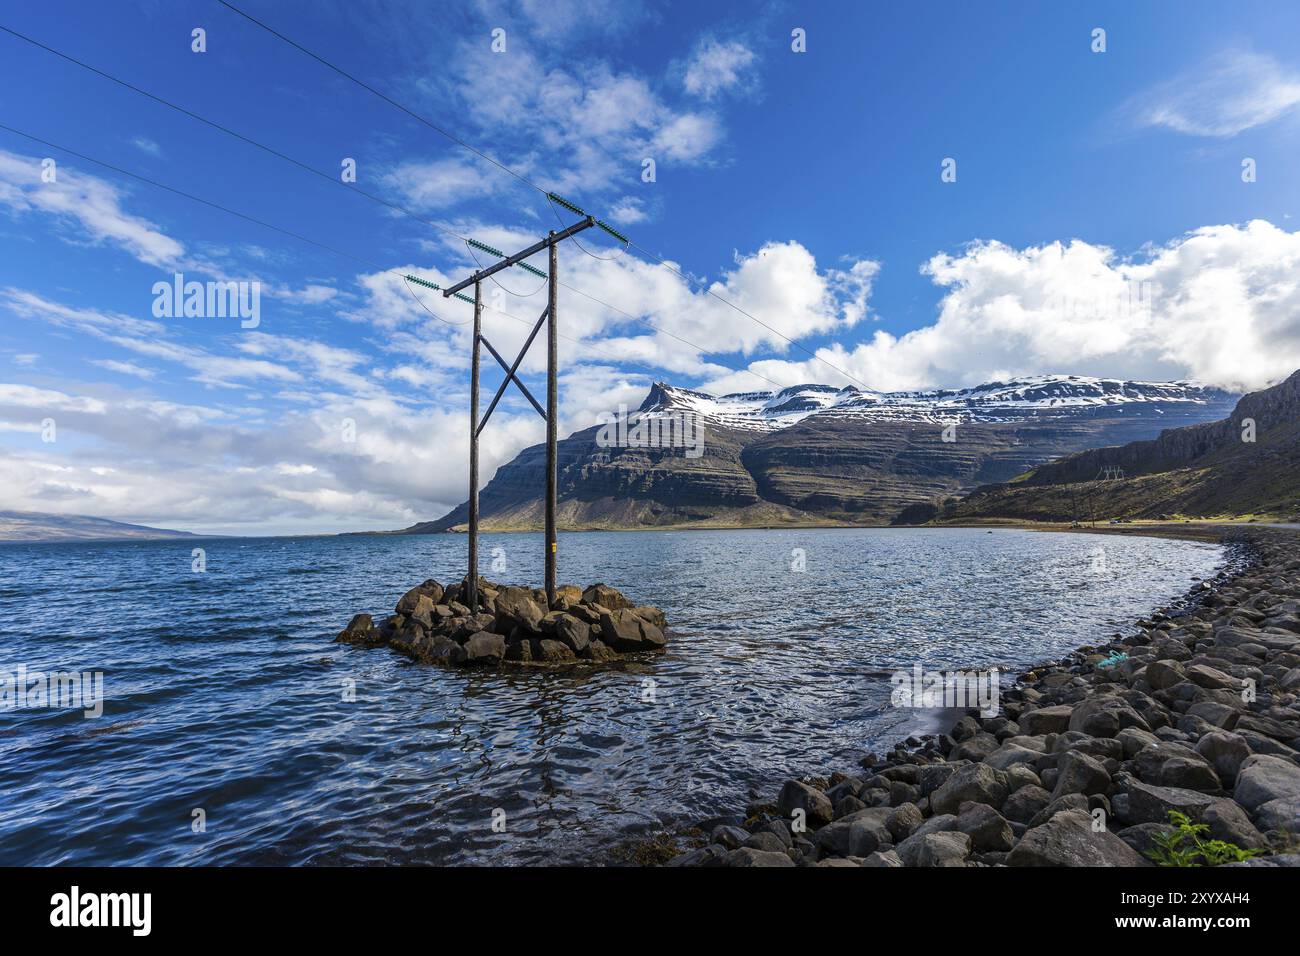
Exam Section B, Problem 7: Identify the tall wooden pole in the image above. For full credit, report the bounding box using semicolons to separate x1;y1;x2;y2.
545;233;558;607
468;280;482;610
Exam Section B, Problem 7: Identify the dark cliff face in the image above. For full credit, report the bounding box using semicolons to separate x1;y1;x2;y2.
404;378;1240;532
945;370;1300;522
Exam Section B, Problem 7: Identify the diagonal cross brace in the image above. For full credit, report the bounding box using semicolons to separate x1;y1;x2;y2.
476;306;548;435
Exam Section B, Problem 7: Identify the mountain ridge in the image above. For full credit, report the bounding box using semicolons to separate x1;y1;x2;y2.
0;511;199;543
937;369;1300;523
402;373;1237;533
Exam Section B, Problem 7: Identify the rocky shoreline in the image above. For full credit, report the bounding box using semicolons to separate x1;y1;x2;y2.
335;578;668;666
670;526;1300;867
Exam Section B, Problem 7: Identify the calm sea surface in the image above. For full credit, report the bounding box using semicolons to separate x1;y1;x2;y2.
0;527;1224;865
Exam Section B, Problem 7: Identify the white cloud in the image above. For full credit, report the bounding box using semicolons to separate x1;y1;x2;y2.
711;220;1300;395
131;137;162;157
91;359;156;380
606;195;648;225
681;38;757;100
0;148;184;267
1132;51;1300;137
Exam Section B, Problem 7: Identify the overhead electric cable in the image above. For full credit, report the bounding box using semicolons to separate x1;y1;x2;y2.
0;122;787;390
0;22;781;390
210;0;871;392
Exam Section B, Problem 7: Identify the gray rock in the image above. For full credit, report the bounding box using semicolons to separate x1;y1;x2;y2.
493;586;544;633
897;830;971;867
1028;793;1090;829
1144;659;1186;690
930;762;1009;816
1185;663;1239;690
552;614;592;653
1069;696;1149;737
985;743;1043;771
1254;796;1300;833
886;802;924;842
1195;731;1252;785
777;780;834;828
666;844;728;867
1233;754;1300;812
957;802;1015;852
1052;750;1111;800
1007;809;1148;866
726;847;795;867
1124;780;1218;824
1019;705;1074;736
463;631;505;663
743;830;790;854
1001;784;1052;824
760;819;794;849
710;824;750;849
1202;799;1268;850
862;850;903;867
598;609;667;652
1133;741;1221;793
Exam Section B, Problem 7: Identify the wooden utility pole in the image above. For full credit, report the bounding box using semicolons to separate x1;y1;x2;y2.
467;280;482;610
441;200;609;608
544;233;559;606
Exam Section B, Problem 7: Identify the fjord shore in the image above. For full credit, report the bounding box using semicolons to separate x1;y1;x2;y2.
668;523;1300;867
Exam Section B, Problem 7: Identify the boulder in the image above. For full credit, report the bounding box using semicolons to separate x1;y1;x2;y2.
1195;731;1251;785
1254;797;1300;833
930;762;1009;816
847;809;895;856
1233;754;1300;813
335;613;375;644
494;586;544;633
862;850;903;867
1052;750;1111;800
581;583;634;610
463;631;505;663
1068;696;1148;737
777;780;833;828
896;830;972;867
957;802;1014;852
1185;663;1239;690
1001;785;1053;824
536;639;576;663
1123;780;1217;824
1007;809;1148;866
1144;659;1185;690
1019;705;1074;736
725;847;794;867
552;614;592;653
1133;742;1221;793
1201;799;1269;850
886;803;924;842
599;609;667;653
396;580;444;614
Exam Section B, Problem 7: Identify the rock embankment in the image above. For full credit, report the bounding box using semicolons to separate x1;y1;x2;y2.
673;527;1300;867
335;579;667;667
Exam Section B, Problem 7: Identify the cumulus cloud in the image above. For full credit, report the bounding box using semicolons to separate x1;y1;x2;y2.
711;220;1300;395
681;38;757;99
1131;50;1300;137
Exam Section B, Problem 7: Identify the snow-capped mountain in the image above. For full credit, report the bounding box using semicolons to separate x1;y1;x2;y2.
638;375;1233;430
413;376;1238;533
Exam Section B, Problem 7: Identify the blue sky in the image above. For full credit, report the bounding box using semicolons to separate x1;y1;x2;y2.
2;0;1299;533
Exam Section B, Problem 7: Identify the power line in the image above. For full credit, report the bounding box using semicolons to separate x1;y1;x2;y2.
0;122;783;392
211;0;872;392
0;21;783;391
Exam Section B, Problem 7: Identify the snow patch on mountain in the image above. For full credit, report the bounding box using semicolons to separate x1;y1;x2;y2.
638;375;1233;431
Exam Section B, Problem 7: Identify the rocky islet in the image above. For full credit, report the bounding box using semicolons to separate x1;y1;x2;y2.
335;579;668;666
